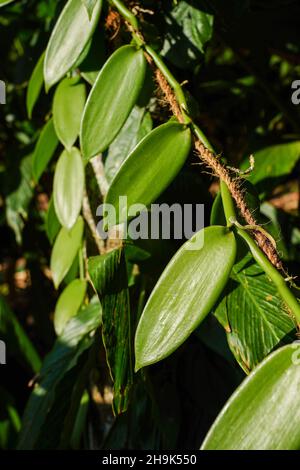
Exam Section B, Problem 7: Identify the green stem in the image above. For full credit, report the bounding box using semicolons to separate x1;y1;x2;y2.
110;0;139;30
237;228;300;325
79;246;85;281
220;180;236;224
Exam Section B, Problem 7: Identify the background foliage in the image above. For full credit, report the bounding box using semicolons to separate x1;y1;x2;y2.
1;0;300;450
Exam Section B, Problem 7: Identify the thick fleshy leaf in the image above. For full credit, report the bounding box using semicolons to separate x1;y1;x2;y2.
105;107;152;183
44;0;102;89
201;344;300;450
32;118;59;182
135;226;237;370
53;77;86;150
81;0;97;19
18;300;101;450
104;121;192;229
88;248;133;414
54;279;87;336
0;0;16;6
53;147;84;230
26;51;45;119
80;45;147;160
46;197;61;244
50;216;84;288
214;254;296;373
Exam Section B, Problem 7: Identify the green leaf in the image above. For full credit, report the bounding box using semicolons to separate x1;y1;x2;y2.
44;0;102;90
46;197;61;244
161;0;214;69
0;0;16;6
0;295;41;373
53;77;86;150
81;0;98;20
6;155;33;244
214;254;296;373
54;279;87;336
32;118;59;182
243;141;300;194
80;45;147;160
50;216;84;288
0;387;21;449
104;121;192;229
88;248;133;414
201;344;300;450
135;226;237;370
104;106;152;183
26;51;45;119
18;300;101;450
53;147;84;230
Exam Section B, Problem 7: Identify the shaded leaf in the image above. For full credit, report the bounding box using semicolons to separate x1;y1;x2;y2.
26;51;45;119
53;77;86;150
54;279;87;335
80;45;147;160
46;197;61;244
50;216;84;288
32;118;59;182
44;0;102;89
53;147;84;230
201;344;300;450
135;226;237;370
88;248;133;414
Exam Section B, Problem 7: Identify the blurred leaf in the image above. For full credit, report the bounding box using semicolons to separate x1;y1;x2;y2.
54;279;87;336
26;51;45;119
18;300;101;450
53;148;84;230
53;77;86;151
161;0;214;68
214;254;296;373
88;248;133;414
46;197;61;244
135;226;237;370
50;216;84;288
44;0;102;89
0;295;41;373
201;344;300;449
6;155;33;244
0;387;21;449
32;118;59;182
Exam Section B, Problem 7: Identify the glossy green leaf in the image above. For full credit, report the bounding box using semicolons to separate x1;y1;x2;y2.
18;300;101;450
104;106;152;184
135;226;237;370
44;0;102;89
32;118;59;182
53;77;86;150
26;51;45;119
53;147;84;230
50;216;84;288
88;248;133;414
214;254;296;373
0;295;41;373
46;197;61;244
80;45;147;160
201;344;300;450
54;279;87;336
81;0;98;19
104;121;192;229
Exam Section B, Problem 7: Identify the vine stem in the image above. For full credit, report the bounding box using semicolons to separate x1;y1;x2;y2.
220;183;300;325
108;0;300;321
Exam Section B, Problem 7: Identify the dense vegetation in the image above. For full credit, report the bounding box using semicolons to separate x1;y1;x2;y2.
1;0;300;450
